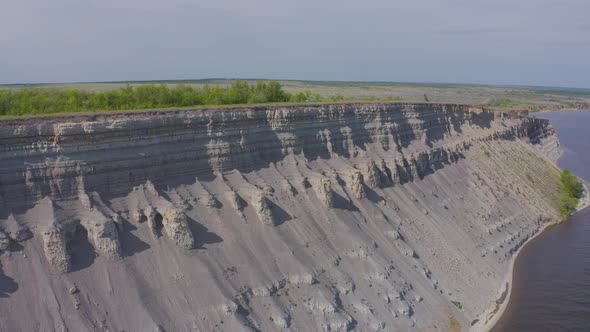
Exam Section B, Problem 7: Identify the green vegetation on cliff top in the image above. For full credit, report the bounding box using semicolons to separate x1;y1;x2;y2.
0;80;327;117
484;98;533;110
2;79;589;118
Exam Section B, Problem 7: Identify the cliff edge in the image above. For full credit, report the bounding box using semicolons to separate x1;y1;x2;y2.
0;103;563;331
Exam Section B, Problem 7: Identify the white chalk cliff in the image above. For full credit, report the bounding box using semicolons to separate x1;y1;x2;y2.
0;103;563;331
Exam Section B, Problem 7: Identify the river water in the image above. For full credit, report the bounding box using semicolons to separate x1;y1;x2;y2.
492;110;590;331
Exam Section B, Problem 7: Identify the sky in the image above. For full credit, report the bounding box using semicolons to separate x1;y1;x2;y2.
1;0;589;88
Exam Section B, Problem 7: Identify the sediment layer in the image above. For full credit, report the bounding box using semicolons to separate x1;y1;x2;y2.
0;103;562;331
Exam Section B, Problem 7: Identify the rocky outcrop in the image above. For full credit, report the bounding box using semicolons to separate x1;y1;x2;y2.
364;160;383;189
0;231;10;251
251;193;274;225
0;103;551;208
81;210;121;260
42;229;70;273
2;214;32;243
160;210;195;249
0;103;564;332
312;178;335;208
348;170;366;199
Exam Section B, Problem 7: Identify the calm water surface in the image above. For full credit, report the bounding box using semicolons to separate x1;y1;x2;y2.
492;110;590;332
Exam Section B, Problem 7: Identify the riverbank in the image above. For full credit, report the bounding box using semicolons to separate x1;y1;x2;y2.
476;116;589;330
478;182;590;331
475;220;557;331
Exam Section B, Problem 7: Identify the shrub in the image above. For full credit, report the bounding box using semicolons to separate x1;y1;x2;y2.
559;169;584;217
561;169;583;198
0;80;294;116
290;91;312;103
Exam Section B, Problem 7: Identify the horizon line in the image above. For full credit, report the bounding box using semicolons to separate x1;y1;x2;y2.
1;78;589;92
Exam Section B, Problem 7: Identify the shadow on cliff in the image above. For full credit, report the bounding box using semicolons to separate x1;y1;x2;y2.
418;105;462;146
2;105;481;220
268;200;292;226
332;192;359;212
67;224;97;272
0;262;18;298
471;110;494;129
119;219;151;258
94;105;405;195
365;187;385;204
185;216;223;249
234;304;263;332
416;106;494;148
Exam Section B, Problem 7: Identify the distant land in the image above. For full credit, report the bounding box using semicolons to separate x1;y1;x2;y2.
2;79;589;114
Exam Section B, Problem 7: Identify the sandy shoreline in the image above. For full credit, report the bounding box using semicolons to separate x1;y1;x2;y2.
475;220;556;331
479;119;590;331
478;183;590;332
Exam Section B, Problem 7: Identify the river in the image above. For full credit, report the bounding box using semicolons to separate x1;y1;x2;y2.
492;110;590;331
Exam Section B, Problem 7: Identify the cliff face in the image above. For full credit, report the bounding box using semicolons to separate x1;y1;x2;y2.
0;103;562;331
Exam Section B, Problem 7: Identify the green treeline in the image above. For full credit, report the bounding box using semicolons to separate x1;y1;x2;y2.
0;80;321;116
559;169;584;217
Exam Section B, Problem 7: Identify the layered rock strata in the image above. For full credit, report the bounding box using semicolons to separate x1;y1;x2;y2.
0;103;562;331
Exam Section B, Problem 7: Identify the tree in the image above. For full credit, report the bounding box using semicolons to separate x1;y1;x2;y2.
0;80;297;116
226;80;251;104
290;91;312;103
559;169;584;217
561;170;583;198
265;80;289;102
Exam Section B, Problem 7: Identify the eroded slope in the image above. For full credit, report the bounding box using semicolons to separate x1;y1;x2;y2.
0;103;562;331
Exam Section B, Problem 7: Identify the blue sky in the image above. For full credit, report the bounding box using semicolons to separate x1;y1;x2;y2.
1;0;589;88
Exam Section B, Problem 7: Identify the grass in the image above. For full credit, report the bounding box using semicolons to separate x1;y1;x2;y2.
484;98;533;110
0;99;432;121
1;79;588;118
0;80;300;117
